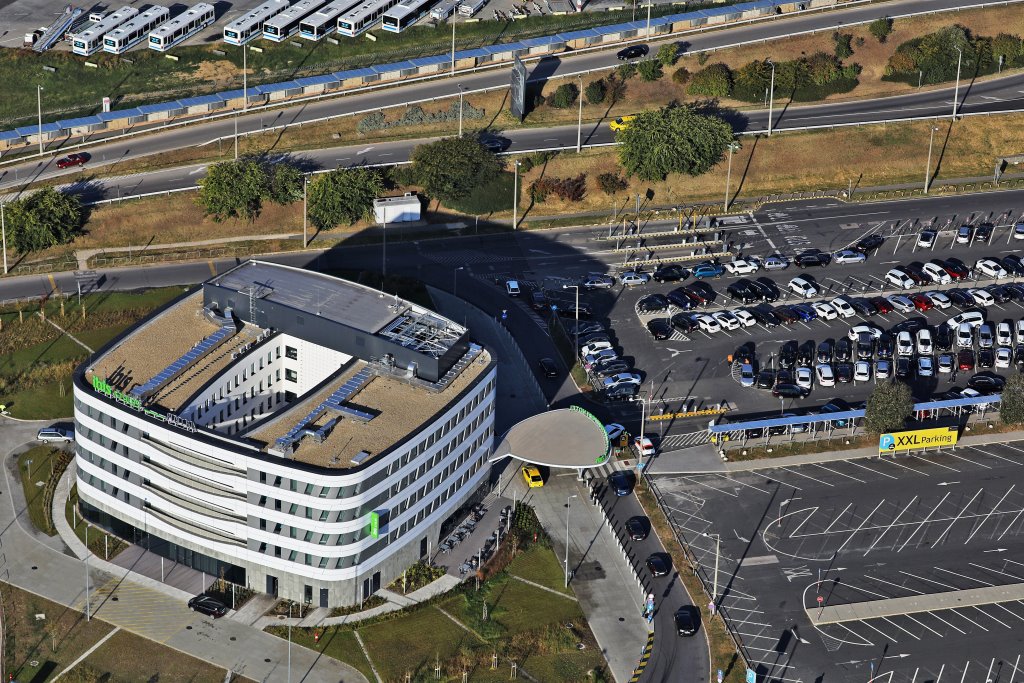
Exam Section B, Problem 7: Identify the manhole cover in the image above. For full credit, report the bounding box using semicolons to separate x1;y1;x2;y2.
186;626;193;630
265;659;271;663
31;566;37;570
112;596;119;601
29;661;38;667
230;637;237;641
618;617;625;622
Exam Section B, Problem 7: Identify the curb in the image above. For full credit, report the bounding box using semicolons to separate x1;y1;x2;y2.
629;631;656;682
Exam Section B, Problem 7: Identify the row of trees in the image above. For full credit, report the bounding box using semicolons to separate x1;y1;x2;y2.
884;24;1024;86
687;52;860;103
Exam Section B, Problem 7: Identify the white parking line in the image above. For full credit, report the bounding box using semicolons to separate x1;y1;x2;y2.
836;499;887;553
950;608;989;631
973;605;1012;629
897;492;952;552
945;451;994;470
864;573;925;595
669;475;740;498
909;454;960;473
788;507;820;538
877;456;931;477
710;472;772;495
811;463;867;483
967;445;1023;467
822;503;855;534
927;611;967;635
843;582;891;599
845;459;899;480
899;570;956;590
935;566;994;586
904;613;943;637
865;495;918;556
968;561;1024;582
882;616;921;640
933;488;984;545
966;484;1015;543
776;466;834;487
998;504;1024;541
858;619;898;642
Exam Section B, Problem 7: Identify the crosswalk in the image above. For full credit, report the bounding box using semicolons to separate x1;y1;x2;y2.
658;431;709;451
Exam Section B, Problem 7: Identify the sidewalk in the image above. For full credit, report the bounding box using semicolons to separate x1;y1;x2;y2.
807;583;1024;625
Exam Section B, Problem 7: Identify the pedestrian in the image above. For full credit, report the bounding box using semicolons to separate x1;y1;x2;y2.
726;354;733;365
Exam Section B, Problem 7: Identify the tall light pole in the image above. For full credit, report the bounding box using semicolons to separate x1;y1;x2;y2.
703;532;721;606
724;141;740;211
287;602;293;683
458;84;465;137
633;392;649;477
302;175;308;247
37;85;44;155
766;60;776;136
381;217;387;284
84;555;91;621
576;75;584;153
562;284;580;352
242;44;248;113
233;113;239;160
645;1;651;38
564;494;578;588
1;202;7;275
453;265;465;297
512;159;521;230
450;19;456;75
924;125;939;194
952;46;963;121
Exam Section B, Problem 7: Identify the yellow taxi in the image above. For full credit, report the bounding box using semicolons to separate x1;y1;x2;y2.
609;115;636;132
521;464;544;488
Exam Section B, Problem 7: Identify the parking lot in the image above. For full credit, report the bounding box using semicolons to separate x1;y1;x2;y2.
650;441;1024;683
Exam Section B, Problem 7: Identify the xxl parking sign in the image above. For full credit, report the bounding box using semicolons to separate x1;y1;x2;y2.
878;426;958;454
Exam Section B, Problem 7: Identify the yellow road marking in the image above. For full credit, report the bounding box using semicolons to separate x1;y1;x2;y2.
208;260;217;277
48;273;60;295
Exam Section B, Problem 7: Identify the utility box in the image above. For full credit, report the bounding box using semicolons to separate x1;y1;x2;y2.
373;193;421;224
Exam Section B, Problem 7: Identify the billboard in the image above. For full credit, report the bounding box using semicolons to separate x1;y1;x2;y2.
878;426;958;454
510;56;527;121
369;511;380;538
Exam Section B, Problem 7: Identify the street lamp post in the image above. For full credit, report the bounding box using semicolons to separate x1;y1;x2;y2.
302;175;308;248
703;532;721;606
242;44;248;113
288;602;293;683
512;159;521;230
453;266;465;297
576;75;584;153
458;84;465;137
563;284;580;352
766;60;776;136
645;1;651;38
952;46;963;120
724;141;740;211
564;494;578;588
924;125;939;194
37;85;44;155
450;20;456;75
1;202;7;275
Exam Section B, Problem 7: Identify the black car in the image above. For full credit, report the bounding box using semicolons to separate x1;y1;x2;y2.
538;357;559;378
667;288;697;310
674;606;700;637
565;319;605;336
835;362;854;383
798;340;815;366
968;373;1005;392
877;334;894;360
188;595;229;618
480;135;511;152
647;318;673;340
774;305;800;325
848;298;876;316
978;348;995;368
975;223;994;242
617;44;649;60
891;317;928;335
645;553;672;577
555;302;592;319
653;263;688;283
751;278;780;303
773;383;809;399
745;427;765;439
855;234;884;253
935;325;953;351
756;369;777;389
637;294;671;313
779;341;798;369
749;305;780;328
1004;283;1024;300
856;334;875;360
1002;255;1024;277
835;338;852;362
796;250;830;268
817;339;834;364
579;332;612;347
776;368;793;386
734;341;756;364
608;470;636;495
727;280;759;304
686;281;716;303
670;313;699;333
895;357;912;379
947;288;974;307
1016;343;1024;369
985;285;1011;304
606;383;639;400
904;262;928;285
626;516;650;541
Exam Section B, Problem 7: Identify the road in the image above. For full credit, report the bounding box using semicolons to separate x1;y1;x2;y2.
3;0;1020;199
652;441;1024;683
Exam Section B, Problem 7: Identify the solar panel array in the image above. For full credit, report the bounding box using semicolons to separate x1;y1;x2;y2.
275;367;376;451
132;323;236;399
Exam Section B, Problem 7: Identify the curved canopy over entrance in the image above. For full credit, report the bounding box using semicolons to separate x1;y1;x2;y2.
493;406;611;468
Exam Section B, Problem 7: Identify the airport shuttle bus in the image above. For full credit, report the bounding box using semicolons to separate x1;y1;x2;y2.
263;0;328;41
223;0;289;45
72;6;138;56
148;3;216;51
103;5;170;53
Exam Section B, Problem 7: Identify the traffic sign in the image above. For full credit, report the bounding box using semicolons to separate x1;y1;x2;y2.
816;596;824;606
746;669;756;683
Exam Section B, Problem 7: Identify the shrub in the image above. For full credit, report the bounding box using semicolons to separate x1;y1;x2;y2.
548;82;579;109
637;59;664;82
882;25;1008;85
869;16;893;43
597;172;628;195
806;51;841;86
833;31;854;59
529;174;587;202
584;78;607;105
357;111;386;133
687;63;732;97
617;62;638;80
657;42;679;67
671;67;691;85
696;50;709;65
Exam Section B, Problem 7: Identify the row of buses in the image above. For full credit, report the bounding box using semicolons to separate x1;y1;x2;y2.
70;3;215;55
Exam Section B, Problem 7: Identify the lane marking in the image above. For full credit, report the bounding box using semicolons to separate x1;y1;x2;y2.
208;260;217;277
904;614;943;638
836;499;887;553
965;485;1015;543
48;273;60;294
928;611;966;635
897;491;951;552
864;495;918;556
932;488;984;545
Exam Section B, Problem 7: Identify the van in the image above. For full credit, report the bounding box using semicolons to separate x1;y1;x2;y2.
37;426;74;442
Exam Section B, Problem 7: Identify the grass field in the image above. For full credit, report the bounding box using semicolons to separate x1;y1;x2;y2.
78;629;234;682
66;484;129;559
17;445;64;536
505;544;573;594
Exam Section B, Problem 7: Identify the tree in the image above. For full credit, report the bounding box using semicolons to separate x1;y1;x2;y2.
266;163;304;205
869;16;893;43
306;167;383;230
637;60;664;82
687;63;732;98
617;104;733;182
864;381;914;435
548;82;579;109
584;78;607;105
5;187;83;253
410;137;502;203
617;62;638;80
671;67;691;85
833;31;854;59
657;43;679;67
198;156;267;222
1001;373;1024;425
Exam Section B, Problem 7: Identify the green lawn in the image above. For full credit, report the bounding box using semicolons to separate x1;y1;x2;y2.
506;544;573;594
359;607;476;681
273;624;376;682
66;484;128;560
78;629;233;683
17;445;63;536
6;381;75;420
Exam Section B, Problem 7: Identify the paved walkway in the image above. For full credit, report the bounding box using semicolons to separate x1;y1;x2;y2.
807;583;1024;625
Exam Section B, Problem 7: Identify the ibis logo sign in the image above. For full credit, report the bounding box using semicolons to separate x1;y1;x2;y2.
879;426;958;454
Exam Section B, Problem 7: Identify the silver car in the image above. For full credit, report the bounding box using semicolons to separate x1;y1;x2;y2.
763;255;790;270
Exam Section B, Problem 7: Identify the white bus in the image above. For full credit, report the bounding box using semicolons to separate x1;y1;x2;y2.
263;0;328;41
299;0;358;40
103;5;170;53
148;3;216;51
429;0;457;20
337;0;401;37
72;6;138;55
382;0;433;32
457;0;484;17
223;0;289;45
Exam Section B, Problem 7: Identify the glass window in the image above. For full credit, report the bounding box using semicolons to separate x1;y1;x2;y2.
285;369;297;383
285;346;298;360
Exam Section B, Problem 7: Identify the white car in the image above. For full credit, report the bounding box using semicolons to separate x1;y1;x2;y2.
956;225;973;244
1015;223;1024;241
603;373;642;389
697;315;722;334
978;323;994;349
848;324;883;340
854;361;871;382
620;271;650;286
740;364;755;387
956;323;974;348
922;263;952;285
885;269;915;290
896;331;914;356
969;288;995;307
916;328;933;355
713;311;741;331
810;301;838;320
916;230;937;248
633;436;656;457
997;347;1013;368
724;258;759;275
925;291;951;309
833;249;866;265
732;309;756;328
37;427;74;442
975;258;1008;279
815;363;835;387
887;295;915;313
875;359;891;379
947;310;985;329
581;340;613;357
831;297;856;318
788;276;818;298
937;354;954;374
1017;319;1024;345
997;322;1013;347
917;356;934;377
795;366;813;390
505;279;521;296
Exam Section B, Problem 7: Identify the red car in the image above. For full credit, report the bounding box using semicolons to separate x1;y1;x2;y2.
910;294;933;312
958;348;975;372
869;296;894;314
55;152;90;169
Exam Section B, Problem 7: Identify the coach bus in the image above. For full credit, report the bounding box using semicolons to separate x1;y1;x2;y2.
103;5;170;53
263;0;328;40
72;6;138;55
148;3;216;51
337;0;401;37
223;0;289;45
382;0;434;33
299;0;359;39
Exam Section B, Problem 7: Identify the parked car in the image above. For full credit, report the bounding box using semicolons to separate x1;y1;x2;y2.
833;249;866;265
620;271;650;286
188;595;229;618
772;383;809;398
885;269;915;290
956;225;973;244
582;274;616;289
617;44;649;60
653;264;689;282
855;234;884;253
788;276;818;298
637;294;671;313
724;258;760;275
37;426;74;442
646;318;673;340
692;263;725;280
916;230;937;248
763;255;790;270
